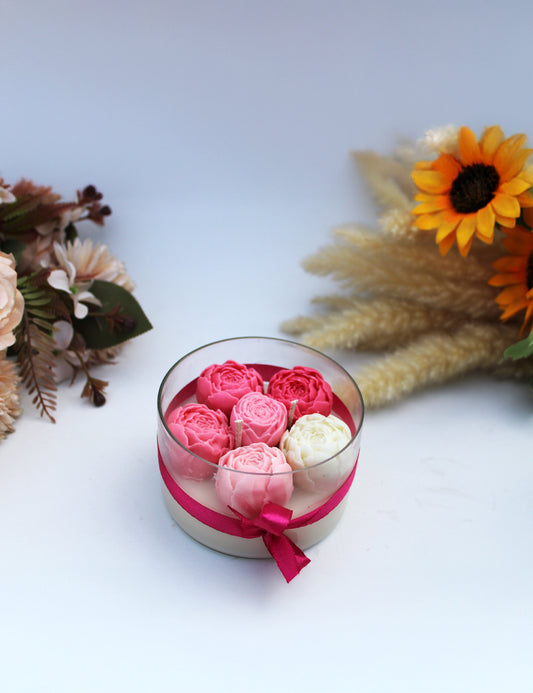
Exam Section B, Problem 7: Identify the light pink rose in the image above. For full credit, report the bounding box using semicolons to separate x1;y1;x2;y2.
216;442;294;518
230;392;287;447
0;252;24;351
196;360;264;415
166;403;234;480
267;366;333;422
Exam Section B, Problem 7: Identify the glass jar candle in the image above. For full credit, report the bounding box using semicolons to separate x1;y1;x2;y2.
157;337;364;574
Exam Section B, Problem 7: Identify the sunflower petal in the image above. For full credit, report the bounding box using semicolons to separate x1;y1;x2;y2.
496;283;530;304
500;178;531;196
414;192;435;202
492;194;521;218
412;195;449;214
523;301;533;325
480;125;504;161
438;232;457;256
488;272;522;286
411;170;449;193
494;135;528;180
502;235;533;255
414;213;444;230
521;206;533;229
476;204;495;241
498;148;533;182
458;235;473;257
435;220;458;243
519;167;533;185
458;126;481;165
432;153;462;180
517;190;533;208
493;255;527;272
500;299;529;320
494;214;517;228
456;215;476;254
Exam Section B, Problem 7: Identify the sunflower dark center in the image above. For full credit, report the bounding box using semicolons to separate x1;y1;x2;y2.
526;253;533;290
450;163;500;214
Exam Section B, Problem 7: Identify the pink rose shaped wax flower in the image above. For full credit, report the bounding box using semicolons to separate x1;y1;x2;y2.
230;392;288;447
166;403;234;481
216;442;294;518
280;413;353;493
267;366;333;423
196;360;264;416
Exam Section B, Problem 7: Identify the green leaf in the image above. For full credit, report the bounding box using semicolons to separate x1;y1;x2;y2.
74;279;152;349
64;222;78;243
0;238;26;263
504;333;533;360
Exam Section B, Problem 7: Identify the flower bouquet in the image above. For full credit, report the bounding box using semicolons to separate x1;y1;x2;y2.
0;177;151;438
283;125;533;406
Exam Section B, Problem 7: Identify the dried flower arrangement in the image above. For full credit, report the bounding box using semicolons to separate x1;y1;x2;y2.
282;125;533;407
0;178;151;439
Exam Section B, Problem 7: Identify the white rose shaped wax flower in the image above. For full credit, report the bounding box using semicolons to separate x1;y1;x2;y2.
230;392;288;447
280;413;353;493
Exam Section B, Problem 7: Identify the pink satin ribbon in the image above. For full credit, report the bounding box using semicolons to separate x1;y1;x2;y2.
158;449;358;582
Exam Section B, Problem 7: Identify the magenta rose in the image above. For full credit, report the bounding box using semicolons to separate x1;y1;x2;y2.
166;403;234;480
230;392;288;447
215;442;294;518
267;366;333;422
196;360;264;415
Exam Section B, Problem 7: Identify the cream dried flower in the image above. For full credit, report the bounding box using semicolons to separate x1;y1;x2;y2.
0;185;15;204
47;260;100;321
18;232;62;274
0;252;24;350
0;354;21;439
55;238;135;292
420;124;460;155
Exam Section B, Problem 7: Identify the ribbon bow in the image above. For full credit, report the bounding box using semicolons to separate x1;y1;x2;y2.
158;449;358;582
231;503;311;582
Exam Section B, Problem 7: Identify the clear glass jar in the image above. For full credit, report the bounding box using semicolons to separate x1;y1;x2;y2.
157;336;364;558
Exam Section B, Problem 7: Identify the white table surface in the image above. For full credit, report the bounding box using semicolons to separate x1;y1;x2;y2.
1;1;532;691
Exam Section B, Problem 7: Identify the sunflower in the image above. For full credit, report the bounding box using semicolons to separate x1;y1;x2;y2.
489;225;533;334
411;126;533;257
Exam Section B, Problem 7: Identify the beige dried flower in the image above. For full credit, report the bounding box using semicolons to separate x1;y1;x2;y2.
0;355;21;438
420;124;460;155
0;184;15;204
0;252;24;351
53;238;135;292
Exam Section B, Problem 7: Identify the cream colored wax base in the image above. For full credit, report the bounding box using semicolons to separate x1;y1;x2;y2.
161;482;349;559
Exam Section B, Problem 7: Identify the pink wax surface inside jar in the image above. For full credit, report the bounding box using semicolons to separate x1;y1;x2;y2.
159;363;359;520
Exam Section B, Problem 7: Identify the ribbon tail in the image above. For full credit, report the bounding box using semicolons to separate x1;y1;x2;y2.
262;533;311;583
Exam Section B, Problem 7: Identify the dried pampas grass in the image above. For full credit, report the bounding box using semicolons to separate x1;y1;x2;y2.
282;146;533;408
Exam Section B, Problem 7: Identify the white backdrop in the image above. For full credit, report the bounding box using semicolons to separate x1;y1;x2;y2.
1;2;532;692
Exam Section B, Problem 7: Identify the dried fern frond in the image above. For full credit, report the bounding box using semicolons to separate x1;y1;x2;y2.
12;272;70;422
16;312;57;422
